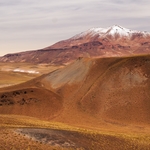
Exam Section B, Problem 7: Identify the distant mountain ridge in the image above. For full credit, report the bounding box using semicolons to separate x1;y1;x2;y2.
49;25;150;49
0;25;150;65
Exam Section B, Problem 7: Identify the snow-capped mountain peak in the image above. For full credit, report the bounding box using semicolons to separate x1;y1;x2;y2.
72;25;150;39
107;25;133;36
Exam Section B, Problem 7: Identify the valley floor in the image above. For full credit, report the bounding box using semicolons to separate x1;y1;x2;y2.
0;62;63;87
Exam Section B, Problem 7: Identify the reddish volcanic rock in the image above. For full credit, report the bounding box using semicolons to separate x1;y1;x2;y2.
0;25;150;65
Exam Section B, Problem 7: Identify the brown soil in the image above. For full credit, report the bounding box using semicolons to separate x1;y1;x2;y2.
0;128;71;150
0;55;150;142
0;128;148;150
0;55;150;126
0;62;62;87
40;55;150;129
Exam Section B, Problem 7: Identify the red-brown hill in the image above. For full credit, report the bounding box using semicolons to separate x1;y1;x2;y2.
0;55;150;129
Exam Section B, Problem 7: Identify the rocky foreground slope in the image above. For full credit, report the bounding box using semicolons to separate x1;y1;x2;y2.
0;55;150;128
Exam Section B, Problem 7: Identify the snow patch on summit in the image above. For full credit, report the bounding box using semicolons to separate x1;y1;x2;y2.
72;25;150;39
107;25;133;36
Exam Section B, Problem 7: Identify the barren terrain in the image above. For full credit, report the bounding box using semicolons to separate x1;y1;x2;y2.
0;62;62;87
0;115;150;150
1;55;150;149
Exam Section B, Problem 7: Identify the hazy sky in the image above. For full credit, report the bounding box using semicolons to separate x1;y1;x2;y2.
0;0;150;56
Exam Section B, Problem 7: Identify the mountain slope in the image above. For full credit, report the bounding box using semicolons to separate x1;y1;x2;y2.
41;55;150;127
50;25;150;48
1;55;150;128
0;25;150;65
